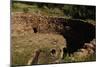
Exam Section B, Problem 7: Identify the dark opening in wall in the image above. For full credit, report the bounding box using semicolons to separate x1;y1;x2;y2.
51;49;56;55
61;19;95;55
33;28;37;33
29;50;41;64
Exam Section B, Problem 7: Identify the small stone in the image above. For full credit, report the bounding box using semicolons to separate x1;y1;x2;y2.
84;43;94;49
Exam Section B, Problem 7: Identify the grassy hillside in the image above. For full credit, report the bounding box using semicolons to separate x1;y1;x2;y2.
11;1;96;66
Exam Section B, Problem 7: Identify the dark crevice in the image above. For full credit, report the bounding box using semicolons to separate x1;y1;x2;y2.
33;28;37;33
51;49;56;55
60;19;95;55
31;50;41;64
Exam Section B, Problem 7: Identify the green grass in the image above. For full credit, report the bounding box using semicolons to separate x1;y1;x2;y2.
62;53;96;63
12;1;96;20
12;2;67;17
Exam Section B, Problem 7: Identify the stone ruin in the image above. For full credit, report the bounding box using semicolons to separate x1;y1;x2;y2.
11;12;96;65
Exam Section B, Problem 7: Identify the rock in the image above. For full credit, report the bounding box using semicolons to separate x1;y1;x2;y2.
90;39;96;45
80;48;88;53
84;43;94;49
28;47;64;65
12;12;95;65
87;48;95;54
